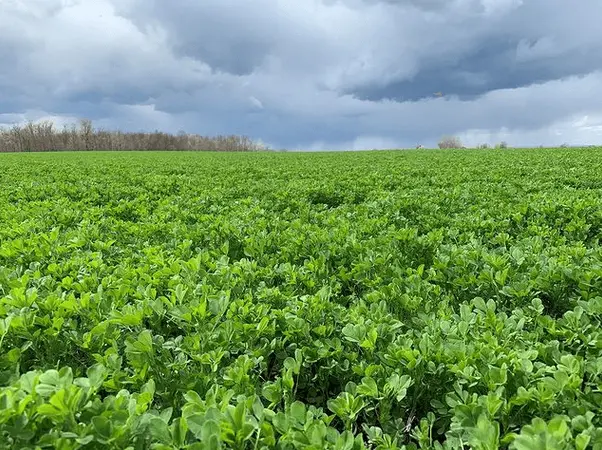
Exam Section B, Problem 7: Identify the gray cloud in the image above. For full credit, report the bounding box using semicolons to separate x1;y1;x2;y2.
344;0;602;102
1;0;602;149
352;37;602;102
128;1;275;75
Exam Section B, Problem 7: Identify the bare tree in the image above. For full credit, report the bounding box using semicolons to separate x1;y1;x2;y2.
0;118;268;152
438;136;463;149
79;119;94;151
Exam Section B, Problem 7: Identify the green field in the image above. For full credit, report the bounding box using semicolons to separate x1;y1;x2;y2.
2;148;602;449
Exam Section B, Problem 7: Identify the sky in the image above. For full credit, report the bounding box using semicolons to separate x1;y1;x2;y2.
1;0;602;150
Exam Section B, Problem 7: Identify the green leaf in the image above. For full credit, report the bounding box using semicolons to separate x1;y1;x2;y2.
357;377;379;398
186;414;206;439
290;401;306;424
202;419;222;450
342;324;365;343
92;416;113;441
148;416;172;444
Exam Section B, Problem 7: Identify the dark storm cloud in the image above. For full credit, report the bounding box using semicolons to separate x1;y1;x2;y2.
351;36;602;102
175;41;269;76
341;0;602;102
123;1;276;76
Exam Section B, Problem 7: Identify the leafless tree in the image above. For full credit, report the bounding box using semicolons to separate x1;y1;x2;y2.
0;118;269;152
438;136;463;149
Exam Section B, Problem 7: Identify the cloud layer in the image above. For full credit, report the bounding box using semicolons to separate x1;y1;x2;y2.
1;0;602;149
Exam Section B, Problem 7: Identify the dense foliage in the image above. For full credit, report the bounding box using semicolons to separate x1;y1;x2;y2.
1;148;602;449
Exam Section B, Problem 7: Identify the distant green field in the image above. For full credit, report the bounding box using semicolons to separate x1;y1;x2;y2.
2;148;602;448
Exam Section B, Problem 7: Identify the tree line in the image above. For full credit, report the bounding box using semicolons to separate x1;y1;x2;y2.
0;119;268;152
437;135;508;149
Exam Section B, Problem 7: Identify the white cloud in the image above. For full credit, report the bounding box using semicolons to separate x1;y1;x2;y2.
459;113;602;148
0;111;80;129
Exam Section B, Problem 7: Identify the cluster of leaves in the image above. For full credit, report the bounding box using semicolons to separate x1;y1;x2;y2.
1;148;602;449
